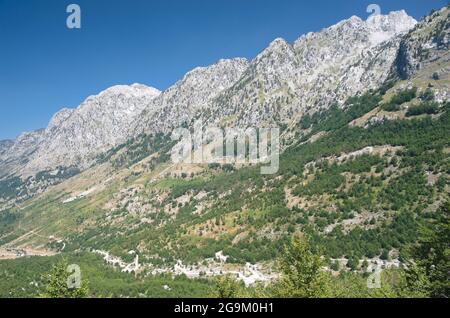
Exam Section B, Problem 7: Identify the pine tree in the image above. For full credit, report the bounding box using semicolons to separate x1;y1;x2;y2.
41;258;89;298
209;275;244;298
273;235;331;298
405;201;450;298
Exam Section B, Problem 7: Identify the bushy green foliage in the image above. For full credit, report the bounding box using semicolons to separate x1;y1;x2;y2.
0;177;23;199
406;102;439;117
35;167;80;182
298;113;312;129
0;210;18;233
98;132;173;168
209;275;245;298
382;87;417;112
0;253;213;298
378;80;396;96
304;92;382;134
390;87;418;105
294;171;345;196
41;258;89;298
404;201;450;297
210;232;441;299
271;235;331;298
419;88;435;102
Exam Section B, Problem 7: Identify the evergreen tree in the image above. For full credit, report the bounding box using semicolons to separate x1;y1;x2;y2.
41;259;89;298
209;275;244;298
273;235;330;298
405;201;450;298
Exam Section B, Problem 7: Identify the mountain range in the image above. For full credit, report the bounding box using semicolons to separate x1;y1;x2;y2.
1;10;420;178
0;5;449;298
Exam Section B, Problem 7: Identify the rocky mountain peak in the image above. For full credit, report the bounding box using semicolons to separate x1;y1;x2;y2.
0;8;429;179
366;10;417;46
205;9;417;129
46;108;74;133
132;57;250;135
19;83;162;175
267;37;291;49
336;15;364;28
98;83;161;99
254;37;294;63
391;6;449;80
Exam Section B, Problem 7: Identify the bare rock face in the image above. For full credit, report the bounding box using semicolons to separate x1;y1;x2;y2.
132;58;250;135
0;140;13;157
1;10;421;178
0;129;45;178
2;84;161;177
391;7;450;80
46;108;75;134
205;11;417;128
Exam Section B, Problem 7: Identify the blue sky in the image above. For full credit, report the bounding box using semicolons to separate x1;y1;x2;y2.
0;0;447;140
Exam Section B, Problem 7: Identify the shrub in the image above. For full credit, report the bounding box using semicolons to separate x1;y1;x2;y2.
420;88;435;102
382;87;417;112
406;102;439;117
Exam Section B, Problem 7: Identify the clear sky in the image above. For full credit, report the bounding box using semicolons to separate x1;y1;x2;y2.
0;0;447;140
